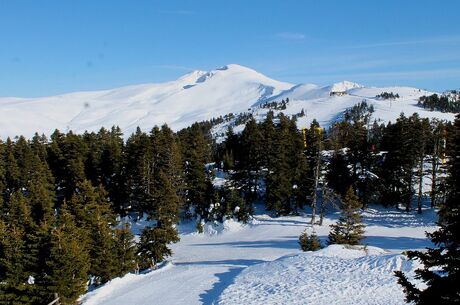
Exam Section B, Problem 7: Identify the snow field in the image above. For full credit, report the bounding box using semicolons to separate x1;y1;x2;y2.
81;204;437;305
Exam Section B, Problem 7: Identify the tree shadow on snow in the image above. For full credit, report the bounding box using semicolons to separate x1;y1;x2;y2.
257;218;310;227
362;200;438;228
174;259;265;267
191;238;300;250
364;235;433;250
199;267;244;305
175;259;266;305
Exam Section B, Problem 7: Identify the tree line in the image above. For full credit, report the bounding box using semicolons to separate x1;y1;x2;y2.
216;107;454;217
418;91;460;113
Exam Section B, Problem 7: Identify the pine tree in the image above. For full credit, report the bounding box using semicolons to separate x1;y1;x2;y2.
327;150;352;197
151;171;180;226
2;186;51;305
395;114;460;305
0;219;35;304
234;118;263;203
30;133;48;163
328;187;365;245
299;229;321;251
68;180;117;285
13;136;36;189
98;126;125;213
68;180;114;228
305;120;324;223
124;127;153;213
47;130;88;201
155;125;183;188
428;119;447;208
27;155;55;225
82;130;102;186
45;207;90;305
3;138;21;198
211;187;252;223
0;140;5;207
226;188;252;223
287;117;310;214
113;223;137;277
4;191;34;231
90;219;118;285
180;123;213;219
380;115;418;210
265;115;294;215
137;225;179;270
413;117;430;214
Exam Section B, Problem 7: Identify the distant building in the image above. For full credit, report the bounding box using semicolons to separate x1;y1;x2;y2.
330;91;347;97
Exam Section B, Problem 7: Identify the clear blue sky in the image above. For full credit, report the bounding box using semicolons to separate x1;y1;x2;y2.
1;0;459;97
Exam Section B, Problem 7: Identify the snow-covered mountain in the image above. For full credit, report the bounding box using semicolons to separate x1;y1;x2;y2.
0;64;455;139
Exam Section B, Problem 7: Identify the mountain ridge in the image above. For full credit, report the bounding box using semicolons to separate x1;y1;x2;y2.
0;64;455;139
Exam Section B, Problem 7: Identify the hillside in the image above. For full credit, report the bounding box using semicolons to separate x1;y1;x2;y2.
0;64;455;139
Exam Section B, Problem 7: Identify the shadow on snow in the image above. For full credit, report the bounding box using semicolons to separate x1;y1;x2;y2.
176;259;266;305
364;235;433;250
191;238;300;250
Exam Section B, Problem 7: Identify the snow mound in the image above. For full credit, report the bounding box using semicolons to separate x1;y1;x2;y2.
217;245;416;305
310;244;388;258
201;218;248;235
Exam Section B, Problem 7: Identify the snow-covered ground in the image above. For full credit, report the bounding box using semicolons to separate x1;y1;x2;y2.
81;204;437;305
0;64;455;139
217;245;418;305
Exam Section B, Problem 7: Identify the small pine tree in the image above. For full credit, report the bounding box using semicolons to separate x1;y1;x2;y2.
299;229;322;251
113;223;137;277
137;226;179;270
90;220;118;286
328;187;365;245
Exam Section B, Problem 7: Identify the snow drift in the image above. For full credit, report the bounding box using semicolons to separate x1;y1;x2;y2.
217;245;419;305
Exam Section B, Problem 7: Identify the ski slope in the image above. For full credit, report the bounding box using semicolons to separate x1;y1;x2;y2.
0;64;455;139
81;204;437;305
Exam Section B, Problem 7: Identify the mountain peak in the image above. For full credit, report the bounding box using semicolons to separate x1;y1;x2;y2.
329;81;363;92
215;64;266;76
178;70;208;83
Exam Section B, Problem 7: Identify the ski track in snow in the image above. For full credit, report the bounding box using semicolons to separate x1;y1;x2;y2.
81;205;436;305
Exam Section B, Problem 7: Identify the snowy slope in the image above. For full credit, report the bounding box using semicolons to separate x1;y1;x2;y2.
213;83;455;141
81;204;437;305
217;245;418;305
0;65;456;139
0;64;292;138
